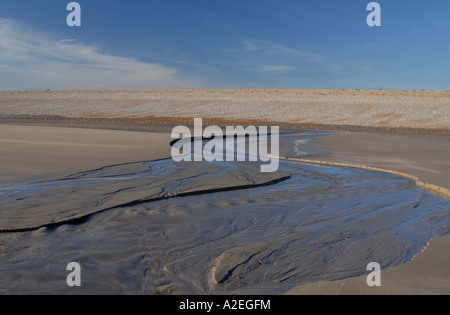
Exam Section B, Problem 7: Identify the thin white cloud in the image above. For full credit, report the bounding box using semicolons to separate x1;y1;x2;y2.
241;39;358;79
243;39;327;63
0;18;195;90
250;65;296;73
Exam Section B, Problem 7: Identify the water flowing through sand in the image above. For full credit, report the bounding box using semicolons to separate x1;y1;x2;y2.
0;133;449;294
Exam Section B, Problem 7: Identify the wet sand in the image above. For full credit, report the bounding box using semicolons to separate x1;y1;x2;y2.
0;121;449;294
0;125;289;232
287;234;450;295
286;131;450;295
310;131;450;190
0;124;172;183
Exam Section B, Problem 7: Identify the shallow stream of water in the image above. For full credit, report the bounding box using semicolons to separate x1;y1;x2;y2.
0;133;449;294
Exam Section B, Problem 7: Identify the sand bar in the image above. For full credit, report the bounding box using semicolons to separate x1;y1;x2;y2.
0;125;172;183
310;131;450;190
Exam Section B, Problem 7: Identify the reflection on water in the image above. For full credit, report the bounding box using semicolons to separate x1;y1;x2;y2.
0;132;449;294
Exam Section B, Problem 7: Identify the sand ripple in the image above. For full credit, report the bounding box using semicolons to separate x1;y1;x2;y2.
1;160;449;294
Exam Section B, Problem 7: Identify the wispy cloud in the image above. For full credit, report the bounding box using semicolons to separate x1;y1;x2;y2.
241;39;376;82
250;64;296;73
242;39;327;63
0;18;196;90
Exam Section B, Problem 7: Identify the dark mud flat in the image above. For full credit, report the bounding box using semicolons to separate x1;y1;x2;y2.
0;125;449;294
1;158;449;294
0;159;289;232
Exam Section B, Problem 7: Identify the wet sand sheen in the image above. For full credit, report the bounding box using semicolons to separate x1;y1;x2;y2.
0;125;290;232
0;159;448;294
0;124;449;294
0;159;290;232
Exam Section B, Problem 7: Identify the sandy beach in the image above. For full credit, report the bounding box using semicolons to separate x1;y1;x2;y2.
0;89;449;295
0;125;172;183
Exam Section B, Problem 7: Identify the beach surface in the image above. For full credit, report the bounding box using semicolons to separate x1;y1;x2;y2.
286;131;450;295
311;132;450;190
0;125;289;232
0;125;172;183
286;234;450;295
0;89;449;294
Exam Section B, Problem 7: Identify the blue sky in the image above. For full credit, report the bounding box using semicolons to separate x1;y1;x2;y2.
0;0;449;90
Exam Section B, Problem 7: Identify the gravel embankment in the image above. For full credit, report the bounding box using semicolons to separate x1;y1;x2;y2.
0;89;449;132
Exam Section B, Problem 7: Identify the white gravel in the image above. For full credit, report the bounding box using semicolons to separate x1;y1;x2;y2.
0;89;449;130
